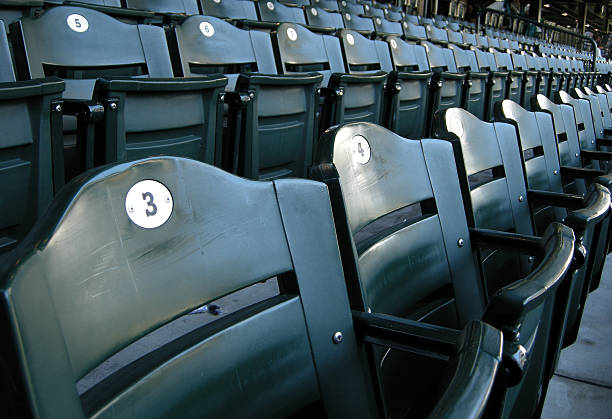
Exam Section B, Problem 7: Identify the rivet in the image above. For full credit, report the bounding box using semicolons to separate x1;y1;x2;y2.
165;196;171;203
128;205;134;213
219;93;226;102
528;256;535;263
575;153;579;157
519;195;524;202
54;104;62;112
249;92;255;99
332;331;343;344
553;169;558;175
457;238;465;247
109;102;118;110
592;140;595;144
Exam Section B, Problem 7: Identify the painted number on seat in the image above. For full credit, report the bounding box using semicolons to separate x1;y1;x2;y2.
346;33;355;45
352;135;371;164
125;180;173;229
287;27;298;41
67;14;89;33
200;22;215;37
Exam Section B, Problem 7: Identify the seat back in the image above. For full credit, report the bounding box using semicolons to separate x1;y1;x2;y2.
342;12;374;34
200;0;258;20
493;50;522;103
385;35;432;138
311;0;339;11
433;108;534;294
402;21;426;41
339;0;364;15
425;23;448;44
257;0;307;24
557;90;601;163
0;21;65;253
512;52;536;108
124;0;200;13
304;6;344;30
0;157;374;418
313;122;484;327
572;87;607;139
423;41;464;115
449;44;486;120
372;16;402;36
584;86;612;130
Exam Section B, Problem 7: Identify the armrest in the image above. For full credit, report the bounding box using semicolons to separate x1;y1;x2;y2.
427;321;503;419
0;77;64;100
561;165;606;180
392;70;434;81
483;222;576;386
62;99;105;123
527;189;584;211
239;72;323;87
582;149;612;161
563;183;611;233
437;71;466;81
95;75;228;92
330;71;388;85
468;71;489;80
469;227;541;256
490;70;509;79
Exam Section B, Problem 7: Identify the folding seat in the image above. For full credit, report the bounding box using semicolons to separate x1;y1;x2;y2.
547;56;567;95
384;35;433;139
527;54;550;98
404;14;420;25
512;52;537;109
539;56;562;100
310;0;339;11
312;121;576;419
200;0;258;20
274;23;387;132
10;6;227;179
473;48;507;121
580;86;612;132
338;0;364;15
362;3;385;18
280;0;311;5
168;16;320;180
572;87;612;145
383;8;402;21
596;84;612;115
461;31;477;48
446;21;461;32
475;34;489;49
495;100;611;343
422;41;466;126
0;155;504;419
256;0;307;25
446;28;467;48
420;16;434;26
401;21;426;42
0;21;64;254
487;36;501;50
372;16;402;37
342;12;374;35
304;5;344;31
123;0;200;14
424;23;449;46
492;50;523;104
498;38;511;51
448;44;488;120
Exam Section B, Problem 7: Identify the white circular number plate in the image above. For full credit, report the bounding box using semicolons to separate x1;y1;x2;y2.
345;13;351;20
346;33;355;45
125;180;173;229
200;22;215;37
390;39;397;49
403;21;408;28
67;14;89;33
352;135;371;164
311;7;318;16
365;5;369;10
376;18;381;24
267;1;275;10
449;116;464;138
287;27;297;41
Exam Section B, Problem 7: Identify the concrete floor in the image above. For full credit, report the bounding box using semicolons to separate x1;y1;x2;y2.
541;254;612;419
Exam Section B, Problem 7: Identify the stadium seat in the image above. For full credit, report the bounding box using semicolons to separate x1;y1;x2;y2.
304;6;344;31
448;44;488;120
169;16;320;180
342;12;374;34
402;21;427;41
492;50;523;104
473;48;507;121
274;23;387;132
11;6;227;179
123;0;200;14
312;121;576;419
0;155;504;419
0;20;64;253
511;52;537;108
256;0;307;25
384;35;432;139
200;0;258;20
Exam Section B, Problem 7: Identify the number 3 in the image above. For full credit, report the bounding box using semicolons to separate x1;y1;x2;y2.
142;192;157;217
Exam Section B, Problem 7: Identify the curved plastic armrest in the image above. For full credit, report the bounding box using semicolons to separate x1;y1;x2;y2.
95;76;228;92
469;71;489;80
527;189;584;211
490;70;509;78
238;72;323;87
469;227;541;256
524;70;539;77
392;70;434;81
330;71;388;85
427;321;503;419
0;77;64;100
303;25;337;34
561;165;606;180
437;71;466;81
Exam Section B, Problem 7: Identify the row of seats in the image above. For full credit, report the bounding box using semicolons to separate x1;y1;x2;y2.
0;3;606;254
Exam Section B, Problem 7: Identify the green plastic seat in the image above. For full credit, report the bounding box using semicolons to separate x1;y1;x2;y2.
304;6;344;30
342;12;374;35
422;41;466;128
402;21;427;42
525;54;550;98
123;0;200;14
274;23;387;132
492;50;523;105
571;87;612;144
511;53;537;109
312;121;576;419
474;48;507;121
385;35;433;138
338;0;364;15
169;16;320;180
200;0;258;20
311;0;339;11
424;23;449;45
11;6;227;180
0;156;503;419
448;44;488;120
580;86;612;134
0;20;64;254
372;16;402;36
362;3;384;18
257;0;307;25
